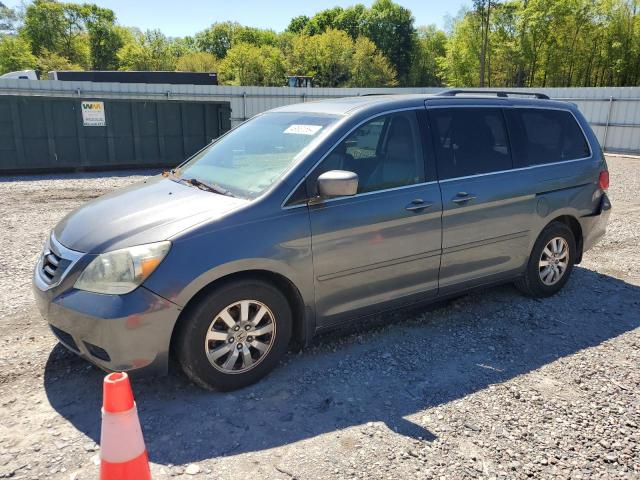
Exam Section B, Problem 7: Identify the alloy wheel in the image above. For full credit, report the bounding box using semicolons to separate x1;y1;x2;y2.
204;300;276;374
538;237;570;286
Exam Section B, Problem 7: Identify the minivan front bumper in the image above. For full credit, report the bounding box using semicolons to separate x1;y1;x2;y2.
33;275;181;376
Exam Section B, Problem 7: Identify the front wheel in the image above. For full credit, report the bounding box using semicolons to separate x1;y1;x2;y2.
515;222;576;298
176;279;292;390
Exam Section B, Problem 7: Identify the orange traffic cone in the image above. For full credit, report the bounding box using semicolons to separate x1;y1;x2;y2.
100;372;151;480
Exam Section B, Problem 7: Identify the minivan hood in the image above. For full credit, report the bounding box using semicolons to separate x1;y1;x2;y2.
54;176;248;253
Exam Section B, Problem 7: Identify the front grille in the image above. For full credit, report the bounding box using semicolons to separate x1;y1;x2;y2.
37;234;80;288
50;325;79;352
41;251;62;284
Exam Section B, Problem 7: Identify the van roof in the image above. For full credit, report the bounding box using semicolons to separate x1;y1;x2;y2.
272;92;574;117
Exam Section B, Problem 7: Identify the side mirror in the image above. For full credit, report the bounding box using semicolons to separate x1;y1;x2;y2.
317;170;359;198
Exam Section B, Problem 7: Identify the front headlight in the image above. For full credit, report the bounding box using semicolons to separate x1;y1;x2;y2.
74;241;171;294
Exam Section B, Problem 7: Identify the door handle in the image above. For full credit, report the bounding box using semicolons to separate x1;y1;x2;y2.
452;192;477;204
405;199;433;212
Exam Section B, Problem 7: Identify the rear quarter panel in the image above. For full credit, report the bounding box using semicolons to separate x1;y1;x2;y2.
522;106;606;254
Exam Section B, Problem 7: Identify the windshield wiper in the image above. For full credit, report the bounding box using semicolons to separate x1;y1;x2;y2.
184;178;235;197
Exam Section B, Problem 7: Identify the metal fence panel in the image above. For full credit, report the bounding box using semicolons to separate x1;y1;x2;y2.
1;80;640;171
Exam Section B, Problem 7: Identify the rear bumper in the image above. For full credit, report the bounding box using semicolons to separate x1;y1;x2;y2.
581;193;612;253
33;278;181;376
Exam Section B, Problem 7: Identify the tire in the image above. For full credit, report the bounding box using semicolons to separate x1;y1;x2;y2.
176;279;292;391
515;221;577;298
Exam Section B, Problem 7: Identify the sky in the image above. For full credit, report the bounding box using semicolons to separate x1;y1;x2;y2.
4;0;470;37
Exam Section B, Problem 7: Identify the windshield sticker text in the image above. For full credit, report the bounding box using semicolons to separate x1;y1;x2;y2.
284;124;323;135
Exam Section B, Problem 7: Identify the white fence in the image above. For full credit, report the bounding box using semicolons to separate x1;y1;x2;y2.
1;80;639;154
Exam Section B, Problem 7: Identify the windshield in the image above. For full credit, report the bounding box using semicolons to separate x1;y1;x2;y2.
173;112;339;199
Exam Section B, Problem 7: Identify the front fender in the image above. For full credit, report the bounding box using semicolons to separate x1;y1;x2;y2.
142;207;315;329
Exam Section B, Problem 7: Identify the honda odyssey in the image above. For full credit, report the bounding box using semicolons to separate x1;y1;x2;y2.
33;91;611;390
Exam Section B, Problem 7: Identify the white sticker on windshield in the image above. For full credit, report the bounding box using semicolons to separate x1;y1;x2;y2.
284;124;323;135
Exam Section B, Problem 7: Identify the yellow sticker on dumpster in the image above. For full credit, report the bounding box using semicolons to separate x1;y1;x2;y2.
81;101;106;126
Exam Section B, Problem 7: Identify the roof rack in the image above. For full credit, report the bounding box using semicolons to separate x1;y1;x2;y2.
436;89;550;100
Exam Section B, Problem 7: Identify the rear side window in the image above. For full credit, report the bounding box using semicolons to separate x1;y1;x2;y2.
429;108;512;180
506;108;591;167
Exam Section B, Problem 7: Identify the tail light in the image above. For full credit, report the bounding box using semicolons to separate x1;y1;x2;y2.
599;171;609;190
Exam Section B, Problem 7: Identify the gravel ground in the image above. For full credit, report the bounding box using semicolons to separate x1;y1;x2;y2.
0;156;638;480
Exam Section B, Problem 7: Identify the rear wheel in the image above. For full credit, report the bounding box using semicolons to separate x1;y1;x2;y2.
176;279;292;390
515;222;576;298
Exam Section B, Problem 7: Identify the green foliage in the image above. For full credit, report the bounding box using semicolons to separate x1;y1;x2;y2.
349;36;397;87
87;20;124;70
288;28;397;87
36;48;83;72
304;7;345;36
176;51;218;72
0;36;37;74
308;29;353;87
234;26;278;48
334;5;367;39
362;0;416;84
22;0;66;56
21;0;124;70
117;29;179;71
195;21;279;60
440;0;640;87
194;21;238;59
286;15;309;34
440;11;481;86
295;1;415;82
260;45;287;86
8;0;640;87
218;43;286;86
408;25;447;86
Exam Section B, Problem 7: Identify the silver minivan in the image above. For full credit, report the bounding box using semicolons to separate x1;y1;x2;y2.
33;91;611;390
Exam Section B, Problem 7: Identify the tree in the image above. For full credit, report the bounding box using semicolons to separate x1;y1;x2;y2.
297;1;413;83
21;0;66;56
195;21;239;58
362;0;416;84
0;36;36;74
36;48;83;72
218;42;264;85
313;29;354;87
260;45;287;85
473;0;497;86
56;3;89;63
287;28;400;88
195;22;279;60
83;5;123;70
408;25;447;86
303;7;344;35
21;0;119;69
8;0;640;88
286;15;309;34
176;51;218;72
234;26;278;48
117;29;178;71
288;29;354;87
348;36;397;87
335;4;367;39
440;11;481;86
